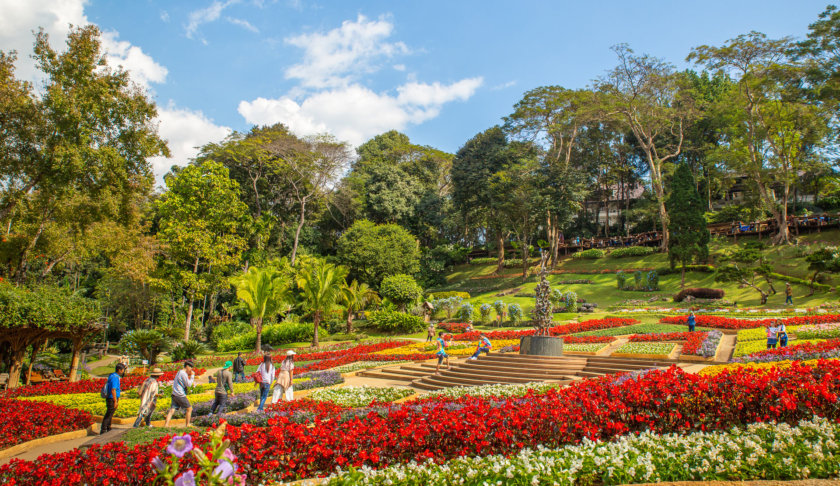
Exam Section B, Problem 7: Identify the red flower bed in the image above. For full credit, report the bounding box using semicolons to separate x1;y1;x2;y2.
5;360;840;484
0;369;205;399
437;322;470;333
629;332;707;354
453;318;638;341
0;399;93;450
564;335;614;344
297;353;433;373
660;314;840;330
244;341;412;366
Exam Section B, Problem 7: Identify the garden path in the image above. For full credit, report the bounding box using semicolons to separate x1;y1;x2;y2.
716;334;737;362
0;424;129;466
597;337;629;356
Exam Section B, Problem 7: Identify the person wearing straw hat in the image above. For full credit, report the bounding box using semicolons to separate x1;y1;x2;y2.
272;350;296;403
133;367;163;428
210;360;234;417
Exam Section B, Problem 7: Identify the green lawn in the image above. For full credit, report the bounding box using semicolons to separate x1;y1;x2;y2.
571;323;711;337
121;427;204;447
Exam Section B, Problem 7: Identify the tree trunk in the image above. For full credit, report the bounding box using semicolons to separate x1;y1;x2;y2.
6;334;32;388
346;310;354;334
290;200;307;265
253;316;263;354
312;311;321;347
680;265;686;289
26;340;42;386
494;231;505;274
521;238;529;280
68;338;84;382
184;299;195;342
743;279;768;305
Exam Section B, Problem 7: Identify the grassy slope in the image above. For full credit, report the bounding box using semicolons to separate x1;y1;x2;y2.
430;230;840;319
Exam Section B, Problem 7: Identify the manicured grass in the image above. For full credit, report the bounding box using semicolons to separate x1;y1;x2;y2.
571;323;710;337
121;427;204;447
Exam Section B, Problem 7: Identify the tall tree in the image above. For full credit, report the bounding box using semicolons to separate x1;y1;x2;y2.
157;161;248;341
597;45;696;249
690;32;831;244
335;220;420;287
296;258;348;347
667;163;710;287
340;280;380;333
230;266;293;353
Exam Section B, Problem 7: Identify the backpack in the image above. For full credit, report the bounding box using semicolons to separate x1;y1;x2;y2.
100;374;112;399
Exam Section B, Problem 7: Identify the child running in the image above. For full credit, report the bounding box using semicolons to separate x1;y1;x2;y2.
469;333;492;360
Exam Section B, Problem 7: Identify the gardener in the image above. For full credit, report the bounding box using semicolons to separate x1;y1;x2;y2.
210;361;234;417
232;352;246;383
785;283;793;306
101;362;125;434
164;360;195;428
426;324;435;342
434;331;450;375
469;333;492;360
777;319;788;348
687;311;696;333
133;367;163;428
272;350;296;404
256;354;275;411
766;323;779;350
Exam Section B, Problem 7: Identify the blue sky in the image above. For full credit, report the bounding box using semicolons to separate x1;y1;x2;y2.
0;0;833;184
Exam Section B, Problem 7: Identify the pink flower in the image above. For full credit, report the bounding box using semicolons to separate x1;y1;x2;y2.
167;435;193;458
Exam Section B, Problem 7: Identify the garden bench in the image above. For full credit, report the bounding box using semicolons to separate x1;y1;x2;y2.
52;369;69;381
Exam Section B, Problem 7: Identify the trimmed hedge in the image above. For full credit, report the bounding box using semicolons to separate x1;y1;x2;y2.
609;246;656;258
659;264;715;275
367;308;425;333
216;322;327;352
468;257;497;265
673;288;726;302
766;272;832;291
427;291;471;300
572;249;606;259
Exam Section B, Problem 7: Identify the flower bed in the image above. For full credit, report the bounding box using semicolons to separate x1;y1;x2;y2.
733;339;825;358
661;314;840;330
326;417;840;485
733;338;840;363
436;322;470;333
0;399;93;450
419;382;560;400
693;330;723;358
572;323;699;337
5;361;840;483
613;342;676;356
452;318;638;341
0;369;203;399
797;323;840;340
194;399;350;427
698;359;833;376
307;386;414;408
563;343;609;353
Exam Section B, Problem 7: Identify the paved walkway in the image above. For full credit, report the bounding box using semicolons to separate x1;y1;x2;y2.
0;424;130;466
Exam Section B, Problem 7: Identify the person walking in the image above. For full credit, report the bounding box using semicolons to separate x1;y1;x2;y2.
272;350;296;404
101;362;125;434
785;283;793;306
164;360;195;428
469;333;492;360
232;352;246;383
256;354;275;411
210;361;234;417
777;319;789;348
426;324;435;343
687;312;696;333
766;323;779;350
133;367;163;428
434;332;450;375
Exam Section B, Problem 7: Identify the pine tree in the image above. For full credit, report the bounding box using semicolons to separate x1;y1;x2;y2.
667;163;710;287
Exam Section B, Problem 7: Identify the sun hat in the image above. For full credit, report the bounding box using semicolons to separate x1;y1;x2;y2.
184;360;195;368
223;360;233;369
286;350;296;356
150;368;164;377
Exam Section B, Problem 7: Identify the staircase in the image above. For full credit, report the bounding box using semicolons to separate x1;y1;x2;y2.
358;354;677;391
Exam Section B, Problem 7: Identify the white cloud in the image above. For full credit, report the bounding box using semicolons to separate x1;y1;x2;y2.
101;31;168;89
226;17;259;33
491;80;517;90
238;78;482;146
185;1;255;43
160;10;170;23
151;104;233;186
392;64;406;72
284;14;409;88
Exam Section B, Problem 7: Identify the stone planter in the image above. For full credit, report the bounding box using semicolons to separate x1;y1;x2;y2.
519;335;564;356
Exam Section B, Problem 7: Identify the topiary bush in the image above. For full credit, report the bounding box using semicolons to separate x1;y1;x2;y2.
646;271;659;291
572;249;606;259
366;308;425;333
478;304;493;324
673;288;726;302
380;274;423;311
492;300;507;324
468;257;497;265
457;303;474;322
634;271;644;289
563;291;579;312
508;303;523;324
426;291;471;300
609;246;655;258
616;271;628;290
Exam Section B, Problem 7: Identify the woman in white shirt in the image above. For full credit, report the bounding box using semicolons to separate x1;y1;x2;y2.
272;350;296;403
256;354;275;411
766;323;779;349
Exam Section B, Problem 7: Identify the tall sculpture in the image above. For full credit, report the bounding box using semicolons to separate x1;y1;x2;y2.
533;250;553;335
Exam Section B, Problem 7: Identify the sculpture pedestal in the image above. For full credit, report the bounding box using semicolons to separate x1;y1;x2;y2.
519;335;564;356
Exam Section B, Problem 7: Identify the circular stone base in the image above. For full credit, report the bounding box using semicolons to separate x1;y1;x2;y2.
519;335;564;356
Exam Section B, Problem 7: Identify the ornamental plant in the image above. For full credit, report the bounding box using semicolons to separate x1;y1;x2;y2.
153;423;246;485
492;300;507;326
457;303;474;322
0;399;93;449
508;304;523;324
478;304;493;324
379;274;423;312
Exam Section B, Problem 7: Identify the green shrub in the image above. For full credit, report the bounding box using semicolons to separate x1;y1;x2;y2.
634;271;643;288
380;274;423;310
572;249;605;259
508;304;523;324
171;340;205;361
616;271;628;290
426;291;471;300
766;272;832;291
563;291;579;312
215;321;325;352
658;264;715;275
118;329;170;365
609;246;655;258
458;303;474;321
210;321;252;347
367;308;425;333
646;271;659;291
479;304;493;324
469;257;497;265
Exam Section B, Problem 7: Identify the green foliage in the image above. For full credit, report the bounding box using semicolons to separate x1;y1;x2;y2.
427;291;471;300
508;304;523;324
806;247;840;290
118;329;170;365
572;249;605;259
492;300;507;321
563;291;579;312
366;308;425;333
469;257;497;265
432;296;463;320
0;283;101;334
634;271;643;288
610;246;656;258
457;303;475;321
230;265;294;352
647;271;660;291
336;220;421;287
668;163;710;273
379;274;423;311
296;258;350;346
479;304;493;324
171;340;205;362
658;264;715;275
616;271;628;290
340;280;380;333
211;321;252;347
418;245;469;288
215;321;326;352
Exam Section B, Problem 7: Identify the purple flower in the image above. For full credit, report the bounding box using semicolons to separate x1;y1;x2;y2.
150;456;165;473
174;470;196;486
167;435;194;458
222;448;237;462
214;460;235;480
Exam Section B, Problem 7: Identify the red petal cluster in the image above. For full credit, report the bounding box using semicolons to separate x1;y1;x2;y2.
629;332;708;354
452;318;638;341
660;314;840;330
0;399;93;449
1;369;206;399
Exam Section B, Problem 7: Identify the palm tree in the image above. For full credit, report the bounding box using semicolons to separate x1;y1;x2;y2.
230;266;293;353
340;280;380;333
296;258;349;346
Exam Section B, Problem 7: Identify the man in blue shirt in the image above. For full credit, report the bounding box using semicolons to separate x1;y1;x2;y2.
101;363;126;434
